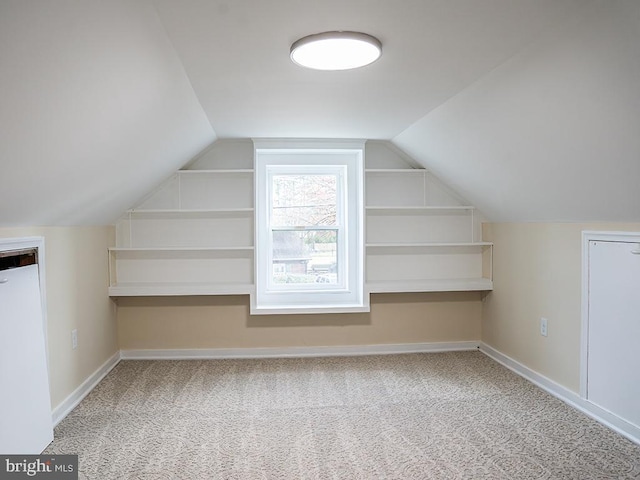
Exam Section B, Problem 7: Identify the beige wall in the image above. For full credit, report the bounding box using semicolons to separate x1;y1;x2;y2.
16;220;638;410
117;292;482;350
482;222;640;393
0;226;117;410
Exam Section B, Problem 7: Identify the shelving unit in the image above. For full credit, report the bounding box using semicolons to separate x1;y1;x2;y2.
108;152;493;298
109;169;254;296
108;247;254;296
364;168;492;293
366;206;477;244
118;209;254;249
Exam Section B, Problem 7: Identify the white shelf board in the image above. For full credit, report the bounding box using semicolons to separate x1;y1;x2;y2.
126;208;254;214
366;206;474;210
366;242;492;248
109;282;253;297
109;246;254;252
365;169;427;173
178;169;254;174
366;278;493;293
366;206;474;214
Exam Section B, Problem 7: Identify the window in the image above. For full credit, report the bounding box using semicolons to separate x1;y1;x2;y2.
270;168;342;289
253;140;366;314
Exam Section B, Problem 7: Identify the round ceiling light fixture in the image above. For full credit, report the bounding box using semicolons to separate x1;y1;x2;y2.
290;31;382;71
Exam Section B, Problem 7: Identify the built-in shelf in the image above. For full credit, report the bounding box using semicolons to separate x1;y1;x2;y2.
108;245;254;297
366;278;493;294
364;167;491;294
110;246;255;253
126;208;254;214
365;242;492;248
366;206;474;212
110;168;256;297
108;282;253;297
365;243;492;290
110;158;493;297
178;169;254;174
365;168;427;173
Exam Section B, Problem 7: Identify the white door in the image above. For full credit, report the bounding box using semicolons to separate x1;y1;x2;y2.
0;264;53;453
587;240;640;428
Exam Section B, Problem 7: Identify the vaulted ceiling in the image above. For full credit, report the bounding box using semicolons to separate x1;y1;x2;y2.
1;0;638;226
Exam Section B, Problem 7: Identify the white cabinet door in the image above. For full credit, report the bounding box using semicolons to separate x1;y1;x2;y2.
0;264;53;453
587;240;640;428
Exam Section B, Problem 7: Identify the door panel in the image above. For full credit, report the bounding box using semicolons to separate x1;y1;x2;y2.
0;264;53;453
587;240;640;428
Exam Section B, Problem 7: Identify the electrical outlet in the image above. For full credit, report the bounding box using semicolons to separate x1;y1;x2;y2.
72;329;78;349
540;318;548;337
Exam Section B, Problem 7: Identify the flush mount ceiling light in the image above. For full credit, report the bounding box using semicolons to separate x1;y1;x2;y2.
290;31;382;71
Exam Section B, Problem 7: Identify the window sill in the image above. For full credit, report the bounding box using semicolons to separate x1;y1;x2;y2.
250;303;370;315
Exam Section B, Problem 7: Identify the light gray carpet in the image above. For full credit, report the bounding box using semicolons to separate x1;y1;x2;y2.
46;351;640;479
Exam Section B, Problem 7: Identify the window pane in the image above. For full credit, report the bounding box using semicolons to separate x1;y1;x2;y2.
272;230;338;285
271;174;337;227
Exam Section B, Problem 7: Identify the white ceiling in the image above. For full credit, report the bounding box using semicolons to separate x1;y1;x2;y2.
153;0;584;139
1;0;638;226
0;0;214;226
395;0;640;222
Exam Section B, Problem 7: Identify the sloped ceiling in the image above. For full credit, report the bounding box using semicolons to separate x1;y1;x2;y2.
153;0;583;139
394;0;640;222
0;1;214;226
2;0;638;226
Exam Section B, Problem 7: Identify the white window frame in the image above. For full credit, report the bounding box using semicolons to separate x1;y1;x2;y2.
252;139;367;315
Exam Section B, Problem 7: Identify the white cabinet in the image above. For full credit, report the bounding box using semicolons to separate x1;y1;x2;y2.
583;234;640;430
364;169;492;293
109;170;254;296
0;241;53;454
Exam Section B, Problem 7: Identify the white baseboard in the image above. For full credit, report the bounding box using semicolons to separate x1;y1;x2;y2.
51;351;121;427
120;341;479;360
480;342;640;446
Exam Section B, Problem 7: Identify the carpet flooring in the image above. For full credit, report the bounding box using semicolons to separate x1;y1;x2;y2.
45;351;640;479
